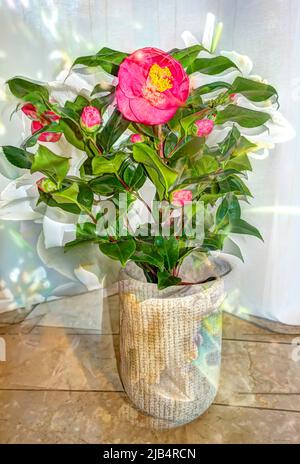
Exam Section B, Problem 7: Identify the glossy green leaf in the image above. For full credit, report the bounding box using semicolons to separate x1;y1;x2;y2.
187;56;238;75
191;81;231;95
89;174;125;195
52;183;79;205
97;109;130;152
171;45;204;68
231;76;278;102
215;105;271;128
168;136;205;162
92;152;127;176
99;238;136;266
6;77;49;100
133;143;177;200
31;145;70;185
2;146;33;169
230;218;263;240
154;236;179;271
72;47;128;76
121;162;146;189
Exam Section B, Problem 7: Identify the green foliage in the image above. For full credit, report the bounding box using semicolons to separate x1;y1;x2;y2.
72;47;128;76
2;41;276;288
2;146;33;169
31;145;70;186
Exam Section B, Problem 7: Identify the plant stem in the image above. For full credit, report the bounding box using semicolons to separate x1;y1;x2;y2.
157;124;165;159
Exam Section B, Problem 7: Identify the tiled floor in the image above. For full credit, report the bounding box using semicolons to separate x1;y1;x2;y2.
0;289;300;444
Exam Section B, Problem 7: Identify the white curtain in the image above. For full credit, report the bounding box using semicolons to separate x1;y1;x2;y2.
0;0;299;323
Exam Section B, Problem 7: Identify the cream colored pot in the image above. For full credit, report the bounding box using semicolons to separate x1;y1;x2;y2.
118;260;227;427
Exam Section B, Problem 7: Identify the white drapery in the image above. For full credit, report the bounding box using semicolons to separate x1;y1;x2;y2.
0;0;299;323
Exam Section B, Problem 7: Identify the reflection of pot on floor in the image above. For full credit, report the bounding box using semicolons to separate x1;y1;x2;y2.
118;257;230;427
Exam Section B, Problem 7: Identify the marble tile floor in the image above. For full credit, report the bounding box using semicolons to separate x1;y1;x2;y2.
0;289;300;444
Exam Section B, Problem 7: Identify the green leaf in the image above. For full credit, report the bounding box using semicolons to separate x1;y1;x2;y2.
91;83;115;96
63;95;90;120
216;195;241;224
164;132;178;157
6;77;49;100
218;175;252;197
168;136;205;162
187;56;238;75
154;236;179;271
171;45;204;68
195;155;219;176
31;145;70;185
52;183;79;205
231;76;278;102
215;105;271;128
72;47;128;76
59;119;85;150
133;143;177;200
97;109;130;152
223;237;244;262
65;222;98;248
77;184;94;210
191;81;231;96
230;218;263;240
157;271;181;290
132;241;164;271
121;161;146;189
225;153;252;172
92;152;127;176
2;146;33;169
99;238;136;266
89;174;125;195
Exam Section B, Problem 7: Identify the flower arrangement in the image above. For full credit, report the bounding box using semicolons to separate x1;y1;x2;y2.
1;38;284;290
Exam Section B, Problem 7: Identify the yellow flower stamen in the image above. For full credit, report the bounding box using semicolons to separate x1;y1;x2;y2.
148;63;173;92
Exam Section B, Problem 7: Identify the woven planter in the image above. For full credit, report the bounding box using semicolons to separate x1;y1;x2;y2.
119;260;227;427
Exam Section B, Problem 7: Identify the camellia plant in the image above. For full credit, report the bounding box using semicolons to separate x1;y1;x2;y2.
2;43;279;289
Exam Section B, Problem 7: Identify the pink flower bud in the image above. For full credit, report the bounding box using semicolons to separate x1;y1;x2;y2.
195;119;214;137
31;120;62;143
21;103;38;120
36;177;46;192
172;189;193;206
130;133;143;143
42;110;60;122
229;93;238;103
80;106;101;132
36;177;57;193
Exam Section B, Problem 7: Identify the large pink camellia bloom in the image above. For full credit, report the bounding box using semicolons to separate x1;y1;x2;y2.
116;47;189;125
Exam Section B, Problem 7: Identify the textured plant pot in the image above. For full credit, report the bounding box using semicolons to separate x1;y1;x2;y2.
119;260;227;427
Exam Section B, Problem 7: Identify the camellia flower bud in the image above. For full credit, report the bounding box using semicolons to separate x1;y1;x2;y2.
21;103;38;120
171;189;193;206
80;106;102;132
31;120;62;143
229;93;238;103
130;133;143;143
195;119;214;137
36;177;57;193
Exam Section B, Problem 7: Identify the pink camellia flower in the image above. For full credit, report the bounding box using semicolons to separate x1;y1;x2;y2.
195;119;214;137
172;189;193;206
21;103;38;120
130;133;143;143
80;106;102;132
31;120;62;143
116;47;190;125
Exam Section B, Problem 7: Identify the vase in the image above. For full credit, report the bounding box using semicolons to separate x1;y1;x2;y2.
118;258;228;427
